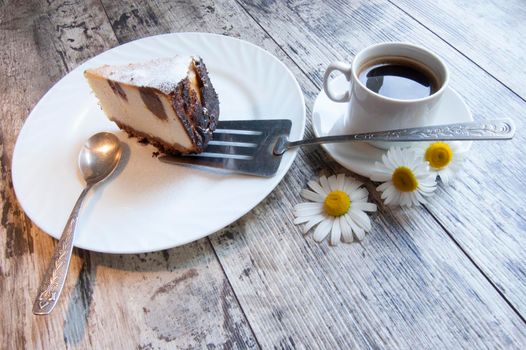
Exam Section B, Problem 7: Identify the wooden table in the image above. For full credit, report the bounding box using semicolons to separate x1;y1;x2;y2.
2;1;525;348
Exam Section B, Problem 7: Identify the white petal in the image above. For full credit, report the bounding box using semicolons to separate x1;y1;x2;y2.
418;189;435;197
413;192;423;206
400;192;412;207
313;218;332;242
386;191;401;206
308;180;327;196
300;189;325;202
419;184;436;195
400;148;411;163
351;195;368;204
293;215;314;224
340;216;353;243
391;147;403;166
438;168;452;185
417;178;436;189
419;180;436;189
354;229;365;241
419;179;437;189
344;179;364;193
409;193;420;207
413;162;430;176
428;171;439;183
295;202;323;210
406;193;416;207
294;206;324;217
381;185;395;200
377;182;391;192
303;215;326;234
370;171;391;182
351;201;377;212
448;161;463;172
373;162;393;174
350;188;368;201
407;149;417;164
449;141;461;152
417;193;427;204
346;215;365;240
453;152;464;162
414;191;425;204
421;174;437;184
407;193;417;207
336;174;346;191
327;175;337;191
412;143;427;155
319;176;331;194
349;209;372;231
375;161;393;175
330;218;341;245
383;153;397;169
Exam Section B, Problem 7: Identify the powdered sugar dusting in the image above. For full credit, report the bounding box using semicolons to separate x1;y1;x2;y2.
93;56;194;94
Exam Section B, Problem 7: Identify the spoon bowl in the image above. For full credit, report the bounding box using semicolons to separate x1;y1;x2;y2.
79;132;122;184
33;132;122;315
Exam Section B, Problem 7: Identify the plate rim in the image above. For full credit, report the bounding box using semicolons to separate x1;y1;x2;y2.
11;32;306;253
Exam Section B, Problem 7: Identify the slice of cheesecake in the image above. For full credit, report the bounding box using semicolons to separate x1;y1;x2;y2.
84;56;219;154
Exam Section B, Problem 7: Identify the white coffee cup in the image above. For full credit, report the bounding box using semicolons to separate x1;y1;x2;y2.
323;42;449;149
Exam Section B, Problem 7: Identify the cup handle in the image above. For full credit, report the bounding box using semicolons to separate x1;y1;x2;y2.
323;62;353;102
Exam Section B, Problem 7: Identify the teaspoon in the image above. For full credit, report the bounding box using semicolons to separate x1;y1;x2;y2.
33;132;122;315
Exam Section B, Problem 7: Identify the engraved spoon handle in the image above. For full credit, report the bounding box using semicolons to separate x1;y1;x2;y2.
274;119;515;155
32;185;92;315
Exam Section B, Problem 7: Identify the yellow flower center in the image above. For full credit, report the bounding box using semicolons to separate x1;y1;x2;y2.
392;166;419;192
323;190;351;217
425;142;453;170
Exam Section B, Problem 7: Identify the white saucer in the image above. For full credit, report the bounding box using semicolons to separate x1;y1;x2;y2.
312;75;473;178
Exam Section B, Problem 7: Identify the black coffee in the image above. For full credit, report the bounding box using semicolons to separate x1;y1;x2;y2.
358;57;439;100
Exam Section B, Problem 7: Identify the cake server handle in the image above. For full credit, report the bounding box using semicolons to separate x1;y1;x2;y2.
273;119;515;155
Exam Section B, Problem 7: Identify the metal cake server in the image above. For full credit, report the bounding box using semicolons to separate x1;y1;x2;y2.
160;118;515;177
33;132;122;315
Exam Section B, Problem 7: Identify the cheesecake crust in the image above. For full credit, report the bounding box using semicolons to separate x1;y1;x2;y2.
114;120;194;154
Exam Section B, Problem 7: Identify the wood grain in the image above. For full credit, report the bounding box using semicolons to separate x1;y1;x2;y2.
3;0;526;348
390;0;526;99
99;0;526;348
0;1;256;348
236;0;526;319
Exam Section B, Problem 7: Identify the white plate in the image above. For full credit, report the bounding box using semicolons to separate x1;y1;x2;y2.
312;75;472;178
12;33;305;253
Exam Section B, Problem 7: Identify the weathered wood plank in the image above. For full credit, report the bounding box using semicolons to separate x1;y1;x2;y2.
236;0;526;319
100;0;526;348
1;1;115;347
0;1;256;348
212;186;526;349
391;0;526;99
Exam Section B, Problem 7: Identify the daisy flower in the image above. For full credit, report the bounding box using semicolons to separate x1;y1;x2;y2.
371;147;436;207
293;174;377;245
414;141;464;185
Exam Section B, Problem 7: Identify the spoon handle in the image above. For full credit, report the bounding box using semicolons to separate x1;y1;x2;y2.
33;185;92;315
